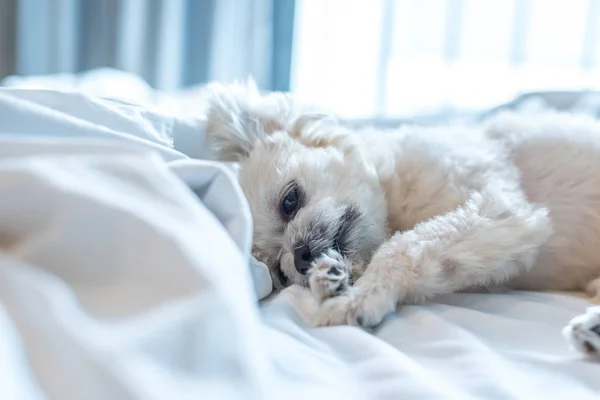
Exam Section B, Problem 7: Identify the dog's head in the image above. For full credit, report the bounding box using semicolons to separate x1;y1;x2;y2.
205;80;388;289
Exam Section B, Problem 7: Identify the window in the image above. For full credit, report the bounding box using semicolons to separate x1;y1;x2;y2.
291;0;600;118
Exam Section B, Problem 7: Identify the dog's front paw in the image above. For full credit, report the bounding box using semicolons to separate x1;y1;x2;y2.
563;306;600;358
309;250;350;302
314;284;397;328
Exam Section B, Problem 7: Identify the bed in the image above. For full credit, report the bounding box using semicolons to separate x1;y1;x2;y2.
0;70;598;400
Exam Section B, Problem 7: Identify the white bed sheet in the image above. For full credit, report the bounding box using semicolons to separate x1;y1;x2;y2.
263;287;599;399
0;81;598;399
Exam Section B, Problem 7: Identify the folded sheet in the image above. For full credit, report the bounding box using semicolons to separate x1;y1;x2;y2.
0;87;273;300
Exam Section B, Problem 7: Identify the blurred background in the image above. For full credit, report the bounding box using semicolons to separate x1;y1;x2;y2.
1;0;600;119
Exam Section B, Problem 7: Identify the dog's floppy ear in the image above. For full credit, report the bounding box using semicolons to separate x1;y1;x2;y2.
204;78;293;162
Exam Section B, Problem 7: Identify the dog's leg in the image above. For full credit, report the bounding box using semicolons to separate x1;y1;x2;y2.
563;306;600;358
315;188;553;327
308;249;351;303
585;277;600;303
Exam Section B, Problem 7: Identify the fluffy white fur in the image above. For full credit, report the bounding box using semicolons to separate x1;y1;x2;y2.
563;305;600;358
204;81;600;355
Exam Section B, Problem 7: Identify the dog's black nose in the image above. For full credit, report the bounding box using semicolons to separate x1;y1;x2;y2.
294;244;313;275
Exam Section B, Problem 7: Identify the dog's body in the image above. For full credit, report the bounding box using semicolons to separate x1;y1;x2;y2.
205;82;600;336
351;112;600;295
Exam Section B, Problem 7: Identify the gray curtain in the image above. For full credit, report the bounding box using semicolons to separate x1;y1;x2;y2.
0;0;295;91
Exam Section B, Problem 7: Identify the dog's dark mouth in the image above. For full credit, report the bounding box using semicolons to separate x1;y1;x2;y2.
275;261;288;286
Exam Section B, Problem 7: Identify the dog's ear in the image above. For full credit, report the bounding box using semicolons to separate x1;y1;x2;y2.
204;78;294;162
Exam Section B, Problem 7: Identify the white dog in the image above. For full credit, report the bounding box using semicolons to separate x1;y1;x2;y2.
204;81;600;357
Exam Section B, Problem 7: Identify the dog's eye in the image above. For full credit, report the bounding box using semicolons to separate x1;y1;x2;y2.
280;187;300;218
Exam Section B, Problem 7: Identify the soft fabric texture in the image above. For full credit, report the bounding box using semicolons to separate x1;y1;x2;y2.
265;286;599;399
0;87;273;300
0;138;268;400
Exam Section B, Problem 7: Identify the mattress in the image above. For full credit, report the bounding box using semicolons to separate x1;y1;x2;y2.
0;71;598;399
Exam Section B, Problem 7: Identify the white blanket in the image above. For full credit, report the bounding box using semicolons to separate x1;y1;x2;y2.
0;85;599;399
0;88;272;300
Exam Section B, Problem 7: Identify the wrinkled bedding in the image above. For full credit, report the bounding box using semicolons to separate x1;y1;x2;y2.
0;72;599;399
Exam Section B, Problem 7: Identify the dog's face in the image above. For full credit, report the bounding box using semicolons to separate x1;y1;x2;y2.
205;81;388;289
